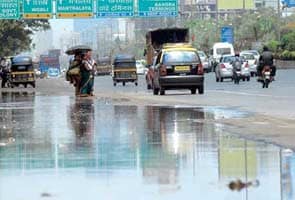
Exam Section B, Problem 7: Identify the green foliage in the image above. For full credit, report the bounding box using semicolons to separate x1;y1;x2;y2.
281;30;295;51
0;19;50;56
267;40;280;52
280;50;295;60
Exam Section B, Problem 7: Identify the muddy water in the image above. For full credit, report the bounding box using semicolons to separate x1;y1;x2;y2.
0;92;294;200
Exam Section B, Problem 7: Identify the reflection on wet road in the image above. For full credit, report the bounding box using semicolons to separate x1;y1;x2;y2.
0;92;294;200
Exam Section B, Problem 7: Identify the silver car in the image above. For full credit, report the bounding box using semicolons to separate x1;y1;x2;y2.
240;53;258;77
215;55;234;82
198;51;211;72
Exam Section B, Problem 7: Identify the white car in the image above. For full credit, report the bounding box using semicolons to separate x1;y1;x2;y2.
198;51;211;72
240;53;258;77
136;60;145;75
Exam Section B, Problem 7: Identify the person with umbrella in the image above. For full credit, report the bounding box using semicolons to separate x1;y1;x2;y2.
66;45;94;97
80;50;96;97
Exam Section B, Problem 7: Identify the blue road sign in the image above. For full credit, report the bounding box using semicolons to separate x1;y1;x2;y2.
221;26;234;44
282;0;295;7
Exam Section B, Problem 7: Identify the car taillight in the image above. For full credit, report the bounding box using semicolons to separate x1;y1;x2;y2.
197;63;203;75
220;64;226;69
160;65;167;76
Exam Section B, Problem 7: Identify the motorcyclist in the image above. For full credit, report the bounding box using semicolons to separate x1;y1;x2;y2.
232;55;242;73
0;57;9;88
258;46;276;80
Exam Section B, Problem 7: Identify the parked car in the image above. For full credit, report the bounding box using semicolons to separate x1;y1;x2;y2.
240;52;258;77
152;43;204;95
198;51;211;72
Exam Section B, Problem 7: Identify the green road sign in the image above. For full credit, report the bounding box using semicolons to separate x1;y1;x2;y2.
0;0;20;19
97;0;134;17
56;0;94;18
138;0;178;17
23;0;53;19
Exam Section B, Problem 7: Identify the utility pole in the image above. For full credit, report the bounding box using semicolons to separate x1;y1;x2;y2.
277;0;281;41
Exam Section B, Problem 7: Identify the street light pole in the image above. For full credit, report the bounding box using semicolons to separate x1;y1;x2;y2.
277;0;281;41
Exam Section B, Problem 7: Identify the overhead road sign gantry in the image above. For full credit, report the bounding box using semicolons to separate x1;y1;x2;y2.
138;0;178;17
56;0;94;18
97;0;134;17
23;0;53;19
0;0;20;19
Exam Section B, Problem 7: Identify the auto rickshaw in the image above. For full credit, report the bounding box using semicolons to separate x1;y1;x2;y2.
10;56;36;88
112;54;138;86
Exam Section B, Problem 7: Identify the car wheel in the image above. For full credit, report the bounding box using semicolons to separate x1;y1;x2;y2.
247;77;250;81
191;88;196;94
123;82;126;86
135;82;138;86
31;82;36;88
153;87;159;95
113;82;117;86
220;77;224;82
24;84;27;88
147;84;152;90
251;72;254;77
198;85;204;94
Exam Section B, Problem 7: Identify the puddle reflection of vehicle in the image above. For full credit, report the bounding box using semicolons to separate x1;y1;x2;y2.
141;106;205;187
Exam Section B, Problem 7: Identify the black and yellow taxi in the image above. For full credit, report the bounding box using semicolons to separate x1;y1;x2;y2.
10;56;36;88
152;43;204;95
112;54;138;86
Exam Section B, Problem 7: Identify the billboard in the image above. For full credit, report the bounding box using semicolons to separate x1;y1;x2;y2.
218;0;254;10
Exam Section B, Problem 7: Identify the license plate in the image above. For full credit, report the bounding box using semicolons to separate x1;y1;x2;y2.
175;66;190;71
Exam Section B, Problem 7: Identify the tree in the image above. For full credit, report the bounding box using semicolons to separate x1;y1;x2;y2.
0;19;50;56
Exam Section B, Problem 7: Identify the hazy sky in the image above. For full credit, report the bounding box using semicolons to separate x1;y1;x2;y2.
49;19;74;48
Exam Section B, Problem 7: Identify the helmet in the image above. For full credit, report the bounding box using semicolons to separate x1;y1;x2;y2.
263;46;269;51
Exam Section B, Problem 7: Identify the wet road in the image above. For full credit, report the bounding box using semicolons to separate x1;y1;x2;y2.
0;93;294;200
92;69;295;118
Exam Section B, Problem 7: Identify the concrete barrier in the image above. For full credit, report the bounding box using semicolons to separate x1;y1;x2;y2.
275;60;295;69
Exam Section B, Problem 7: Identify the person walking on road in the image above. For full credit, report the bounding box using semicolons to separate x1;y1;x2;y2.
79;50;96;97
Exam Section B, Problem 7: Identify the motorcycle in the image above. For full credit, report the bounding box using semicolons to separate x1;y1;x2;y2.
261;65;272;88
233;69;242;84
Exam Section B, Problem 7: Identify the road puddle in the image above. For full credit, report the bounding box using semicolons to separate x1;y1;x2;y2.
0;92;294;200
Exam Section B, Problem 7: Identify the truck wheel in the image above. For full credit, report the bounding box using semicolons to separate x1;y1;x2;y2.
198;85;204;94
191;88;196;94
